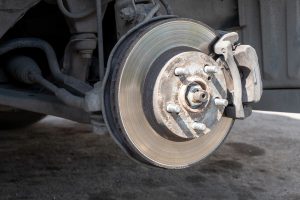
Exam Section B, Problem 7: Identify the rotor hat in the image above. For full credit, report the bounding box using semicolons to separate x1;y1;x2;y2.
149;51;228;139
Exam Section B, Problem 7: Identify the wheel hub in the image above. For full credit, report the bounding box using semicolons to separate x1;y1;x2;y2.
152;51;228;139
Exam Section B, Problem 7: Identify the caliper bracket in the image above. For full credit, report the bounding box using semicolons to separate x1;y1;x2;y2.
214;32;245;118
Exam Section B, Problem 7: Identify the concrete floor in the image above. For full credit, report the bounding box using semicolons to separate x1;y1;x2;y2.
0;111;299;200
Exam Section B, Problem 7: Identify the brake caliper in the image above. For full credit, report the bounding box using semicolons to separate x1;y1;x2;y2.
214;32;263;119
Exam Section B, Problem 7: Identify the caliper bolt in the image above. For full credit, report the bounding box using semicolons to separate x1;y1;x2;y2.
204;65;219;74
175;68;189;76
214;98;229;107
166;104;181;114
192;123;207;132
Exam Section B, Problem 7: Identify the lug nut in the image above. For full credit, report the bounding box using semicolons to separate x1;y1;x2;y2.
175;68;189;76
214;98;229;107
192;123;207;132
204;65;219;74
166;104;181;114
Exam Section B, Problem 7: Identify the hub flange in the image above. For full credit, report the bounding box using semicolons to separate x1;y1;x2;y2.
152;51;228;139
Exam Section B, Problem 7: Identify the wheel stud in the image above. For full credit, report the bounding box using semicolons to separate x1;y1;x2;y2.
166;104;181;114
175;68;189;76
204;65;219;74
192;123;207;132
214;98;229;107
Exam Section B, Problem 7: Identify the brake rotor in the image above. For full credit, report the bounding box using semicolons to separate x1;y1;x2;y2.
103;18;234;169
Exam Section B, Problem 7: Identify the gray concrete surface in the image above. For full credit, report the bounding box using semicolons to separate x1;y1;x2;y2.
0;111;299;200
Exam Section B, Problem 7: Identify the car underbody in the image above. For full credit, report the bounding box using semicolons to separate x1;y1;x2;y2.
0;0;297;169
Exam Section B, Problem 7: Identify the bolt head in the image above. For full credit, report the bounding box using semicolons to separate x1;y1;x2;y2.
120;7;136;21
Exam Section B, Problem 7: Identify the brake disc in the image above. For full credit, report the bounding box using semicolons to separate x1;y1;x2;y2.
103;18;234;169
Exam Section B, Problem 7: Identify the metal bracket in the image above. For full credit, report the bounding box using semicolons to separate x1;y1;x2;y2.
234;45;263;104
214;32;245;118
0;88;91;123
84;81;103;112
